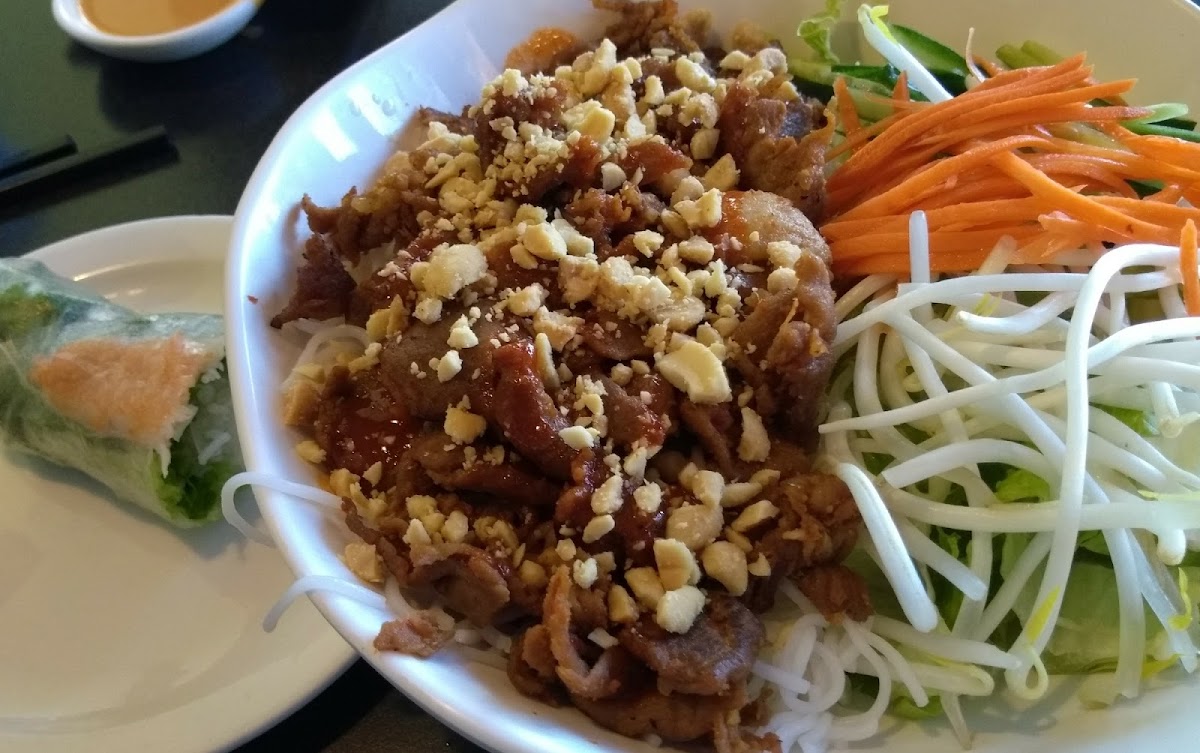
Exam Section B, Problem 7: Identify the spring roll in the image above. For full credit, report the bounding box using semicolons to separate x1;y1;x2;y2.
0;259;242;525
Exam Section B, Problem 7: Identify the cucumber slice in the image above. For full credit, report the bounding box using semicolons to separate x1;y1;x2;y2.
1123;121;1200;143
889;23;970;77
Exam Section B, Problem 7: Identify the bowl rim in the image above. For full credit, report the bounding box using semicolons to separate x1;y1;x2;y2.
51;0;260;49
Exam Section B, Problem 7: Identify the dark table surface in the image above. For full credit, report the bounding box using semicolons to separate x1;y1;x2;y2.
0;2;489;752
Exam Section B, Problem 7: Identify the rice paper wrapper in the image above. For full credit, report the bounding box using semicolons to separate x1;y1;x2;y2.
0;259;243;525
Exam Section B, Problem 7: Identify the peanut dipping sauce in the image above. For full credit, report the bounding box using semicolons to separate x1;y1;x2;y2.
81;0;238;36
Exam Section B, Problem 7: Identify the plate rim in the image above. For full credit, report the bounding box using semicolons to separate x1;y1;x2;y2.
5;213;357;753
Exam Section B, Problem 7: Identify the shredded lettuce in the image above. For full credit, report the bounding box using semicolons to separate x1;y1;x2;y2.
891;691;943;720
1095;403;1157;437
998;532;1200;675
844;673;942;720
929;527;968;623
994;467;1052;503
796;0;847;64
155;372;242;522
1169;569;1193;631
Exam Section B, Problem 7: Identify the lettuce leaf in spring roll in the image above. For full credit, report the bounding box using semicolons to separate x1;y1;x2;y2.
0;259;242;525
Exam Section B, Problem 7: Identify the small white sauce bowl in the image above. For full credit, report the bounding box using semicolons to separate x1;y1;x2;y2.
52;0;261;63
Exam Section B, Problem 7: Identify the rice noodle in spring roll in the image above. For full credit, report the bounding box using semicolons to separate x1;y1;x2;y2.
0;259;242;525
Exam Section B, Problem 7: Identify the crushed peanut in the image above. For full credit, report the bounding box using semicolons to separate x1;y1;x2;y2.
447;315;479;348
582;514;616;543
294;439;326;464
625;566;666;609
666;503;723;551
361;461;384;487
730;499;781;532
442;510;469;543
738;406;770;462
556;538;578;563
420;243;488;299
559;425;596;450
701;153;739;191
436;350;463;382
689;469;725;507
607;584;640;623
655;339;731;404
348;342;382;373
588;627;620;649
342;541;386;584
533;307;583;350
519;559;549;587
673;188;723;229
590;473;624;514
633;481;663;513
748;553;772;577
701;541;748;596
573;557;599;589
654;537;702;590
721;481;763;507
444;404;488;444
655;585;706;633
328;468;358;499
403;518;432;546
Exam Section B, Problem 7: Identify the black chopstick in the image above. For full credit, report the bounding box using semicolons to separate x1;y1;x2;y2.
0;126;174;206
0;135;77;180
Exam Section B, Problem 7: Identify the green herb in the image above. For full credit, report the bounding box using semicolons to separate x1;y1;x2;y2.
0;285;56;340
863;452;894;475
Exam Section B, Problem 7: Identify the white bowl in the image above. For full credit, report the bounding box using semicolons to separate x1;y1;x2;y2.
52;0;260;63
226;2;1200;752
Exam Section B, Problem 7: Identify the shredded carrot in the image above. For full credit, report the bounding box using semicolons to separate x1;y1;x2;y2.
974;55;1004;77
833;76;863;140
1124;134;1200;166
828;105;902;160
1148;184;1185;204
972;54;1090;92
836;135;1050;222
1092;196;1200;223
1183;220;1200;317
991;152;1170;237
1018;229;1095;262
891;70;910;102
822;197;1054;241
917;175;1033;208
820;50;1200;278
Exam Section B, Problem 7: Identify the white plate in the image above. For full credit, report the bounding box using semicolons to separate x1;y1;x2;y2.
0;216;356;753
225;2;1200;753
